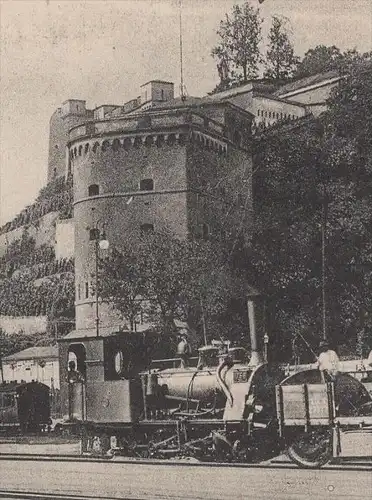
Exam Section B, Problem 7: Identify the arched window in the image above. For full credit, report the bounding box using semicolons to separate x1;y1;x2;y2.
140;178;154;191
156;135;164;148
167;134;176;146
84;143;90;154
112;138;121;151
101;140;110;152
123;138;131;150
88;184;99;196
85;282;89;299
89;228;99;241
140;223;154;232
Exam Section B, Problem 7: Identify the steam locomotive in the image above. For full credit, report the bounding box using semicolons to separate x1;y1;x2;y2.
58;297;372;465
0;381;51;434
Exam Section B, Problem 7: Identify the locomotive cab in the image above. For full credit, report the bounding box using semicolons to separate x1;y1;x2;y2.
58;331;146;425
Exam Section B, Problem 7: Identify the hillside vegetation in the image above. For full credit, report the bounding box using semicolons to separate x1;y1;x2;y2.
0;176;75;346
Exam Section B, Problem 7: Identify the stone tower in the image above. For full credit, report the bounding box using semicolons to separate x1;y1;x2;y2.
48;99;92;183
68;95;254;335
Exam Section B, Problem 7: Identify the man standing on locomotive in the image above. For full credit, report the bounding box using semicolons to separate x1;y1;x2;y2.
67;360;84;383
317;340;340;380
176;331;191;368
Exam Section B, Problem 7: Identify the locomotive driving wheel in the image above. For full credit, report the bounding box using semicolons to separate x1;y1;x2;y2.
288;429;332;468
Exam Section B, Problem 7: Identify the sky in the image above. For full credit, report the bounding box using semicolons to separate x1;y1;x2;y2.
1;0;371;224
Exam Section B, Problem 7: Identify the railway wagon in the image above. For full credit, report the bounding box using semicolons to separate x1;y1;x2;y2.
0;381;51;434
276;369;372;467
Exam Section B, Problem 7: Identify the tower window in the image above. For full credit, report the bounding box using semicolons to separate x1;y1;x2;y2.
161;89;164;100
89;228;99;241
85;282;89;299
140;223;154;232
77;284;81;301
139;178;154;191
202;223;209;239
88;184;99;196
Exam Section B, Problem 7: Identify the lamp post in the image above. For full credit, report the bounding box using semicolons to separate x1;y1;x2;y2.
90;212;109;337
263;332;269;363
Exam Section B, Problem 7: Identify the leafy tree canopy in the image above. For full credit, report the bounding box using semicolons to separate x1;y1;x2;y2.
294;45;372;78
211;1;263;90
99;230;252;347
264;15;299;81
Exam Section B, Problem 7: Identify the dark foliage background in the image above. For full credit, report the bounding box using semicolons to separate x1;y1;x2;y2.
251;61;372;361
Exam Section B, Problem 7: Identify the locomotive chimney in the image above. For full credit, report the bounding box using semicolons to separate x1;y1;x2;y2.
247;292;265;366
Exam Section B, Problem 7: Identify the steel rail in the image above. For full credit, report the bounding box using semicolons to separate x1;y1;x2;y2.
0;453;371;471
0;491;132;500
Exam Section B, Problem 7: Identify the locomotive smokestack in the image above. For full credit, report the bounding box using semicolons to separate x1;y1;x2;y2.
247;293;264;366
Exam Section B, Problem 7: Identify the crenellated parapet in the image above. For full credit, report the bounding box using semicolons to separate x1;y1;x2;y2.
68;109;236;159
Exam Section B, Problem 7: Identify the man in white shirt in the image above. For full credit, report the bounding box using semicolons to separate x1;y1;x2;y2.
367;349;372;368
318;340;340;380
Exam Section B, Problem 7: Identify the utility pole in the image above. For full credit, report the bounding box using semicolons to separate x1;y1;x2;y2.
321;184;328;341
200;298;208;346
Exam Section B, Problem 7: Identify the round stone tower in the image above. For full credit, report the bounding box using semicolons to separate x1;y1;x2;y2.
69;101;253;335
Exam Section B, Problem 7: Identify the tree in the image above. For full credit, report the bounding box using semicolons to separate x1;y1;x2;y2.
211;2;263;90
294;45;343;78
264;16;299;81
99;231;252;346
99;246;146;332
252;60;372;359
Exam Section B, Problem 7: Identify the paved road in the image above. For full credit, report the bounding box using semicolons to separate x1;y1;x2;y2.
0;459;371;500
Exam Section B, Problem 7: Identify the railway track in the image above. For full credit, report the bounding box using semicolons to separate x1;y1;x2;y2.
0;452;371;471
0;491;131;500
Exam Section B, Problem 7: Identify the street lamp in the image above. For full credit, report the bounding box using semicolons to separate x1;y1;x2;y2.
263;332;269;363
89;213;109;337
